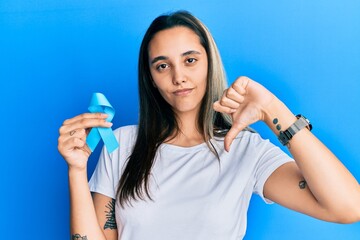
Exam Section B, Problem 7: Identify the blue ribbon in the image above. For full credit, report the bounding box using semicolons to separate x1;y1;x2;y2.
86;93;119;153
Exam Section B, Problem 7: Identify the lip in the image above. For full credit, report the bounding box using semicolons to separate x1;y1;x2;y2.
173;88;194;96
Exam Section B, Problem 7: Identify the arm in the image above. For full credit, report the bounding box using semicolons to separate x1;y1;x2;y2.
263;98;360;223
58;113;117;239
213;76;360;223
69;168;106;239
93;193;120;239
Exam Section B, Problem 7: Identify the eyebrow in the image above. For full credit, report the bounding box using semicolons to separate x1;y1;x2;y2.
150;50;202;65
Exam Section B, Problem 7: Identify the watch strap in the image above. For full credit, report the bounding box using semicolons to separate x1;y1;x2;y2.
278;115;312;145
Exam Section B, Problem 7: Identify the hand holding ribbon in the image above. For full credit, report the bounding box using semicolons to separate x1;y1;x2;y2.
86;93;119;153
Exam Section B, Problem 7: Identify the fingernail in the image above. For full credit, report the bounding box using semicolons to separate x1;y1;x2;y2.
105;122;113;127
226;143;232;152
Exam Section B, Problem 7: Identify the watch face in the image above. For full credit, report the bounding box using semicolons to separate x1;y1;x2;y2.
303;117;312;131
297;114;312;131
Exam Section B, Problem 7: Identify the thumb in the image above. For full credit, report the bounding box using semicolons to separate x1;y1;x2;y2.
224;121;247;152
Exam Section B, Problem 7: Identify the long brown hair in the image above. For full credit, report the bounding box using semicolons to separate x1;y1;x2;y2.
117;10;232;207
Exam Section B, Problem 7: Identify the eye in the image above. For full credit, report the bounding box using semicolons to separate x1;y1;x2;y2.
156;63;169;71
186;58;197;64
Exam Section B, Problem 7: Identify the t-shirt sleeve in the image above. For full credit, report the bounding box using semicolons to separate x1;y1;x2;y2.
88;126;135;199
252;134;294;204
88;145;117;199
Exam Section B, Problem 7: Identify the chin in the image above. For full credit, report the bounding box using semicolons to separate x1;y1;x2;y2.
173;105;200;114
170;98;202;115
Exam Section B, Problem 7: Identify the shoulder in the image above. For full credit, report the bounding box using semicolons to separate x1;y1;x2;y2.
113;125;138;137
113;125;138;150
241;130;283;154
239;130;269;145
215;129;269;146
213;129;280;158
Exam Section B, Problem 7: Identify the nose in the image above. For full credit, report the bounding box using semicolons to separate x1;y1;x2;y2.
172;65;187;85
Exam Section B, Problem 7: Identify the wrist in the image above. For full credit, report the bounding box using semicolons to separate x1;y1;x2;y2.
278;114;312;146
68;166;87;176
263;97;297;134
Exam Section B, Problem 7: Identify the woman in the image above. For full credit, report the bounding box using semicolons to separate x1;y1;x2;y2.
58;11;360;240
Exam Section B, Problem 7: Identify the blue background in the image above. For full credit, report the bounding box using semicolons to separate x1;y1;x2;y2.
1;0;359;239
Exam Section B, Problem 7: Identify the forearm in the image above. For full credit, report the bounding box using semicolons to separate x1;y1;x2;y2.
68;168;106;240
264;97;360;219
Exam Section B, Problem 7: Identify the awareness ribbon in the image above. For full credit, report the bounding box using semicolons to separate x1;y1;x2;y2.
86;93;119;153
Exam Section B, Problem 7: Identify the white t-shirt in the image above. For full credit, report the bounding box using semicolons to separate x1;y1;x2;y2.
89;125;293;240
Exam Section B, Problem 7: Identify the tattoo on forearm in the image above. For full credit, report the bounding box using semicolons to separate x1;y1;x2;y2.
104;199;117;230
273;117;292;148
272;118;281;131
72;234;88;240
299;180;307;189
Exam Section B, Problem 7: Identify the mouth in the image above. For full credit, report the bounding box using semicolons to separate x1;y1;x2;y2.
173;88;194;96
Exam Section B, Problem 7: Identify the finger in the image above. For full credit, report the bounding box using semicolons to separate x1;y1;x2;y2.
58;137;92;161
59;128;87;143
224;122;247;152
226;86;246;103
234;76;250;91
78;142;92;156
213;101;236;114
60;137;87;152
223;87;245;103
60;118;112;135
219;95;241;109
63;113;108;125
60;112;109;134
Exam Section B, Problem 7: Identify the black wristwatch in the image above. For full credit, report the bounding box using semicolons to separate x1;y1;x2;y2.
278;114;312;146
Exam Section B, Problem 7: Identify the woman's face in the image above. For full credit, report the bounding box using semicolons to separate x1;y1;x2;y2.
148;26;208;117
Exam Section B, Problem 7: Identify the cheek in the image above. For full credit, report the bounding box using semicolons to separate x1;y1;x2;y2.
197;69;208;90
151;78;170;99
152;79;168;93
198;60;208;85
198;77;208;100
149;69;157;85
150;70;169;88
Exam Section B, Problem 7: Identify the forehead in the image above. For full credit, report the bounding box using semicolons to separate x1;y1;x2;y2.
148;26;204;57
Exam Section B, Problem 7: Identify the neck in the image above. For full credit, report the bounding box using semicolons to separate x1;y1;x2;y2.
166;110;204;147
